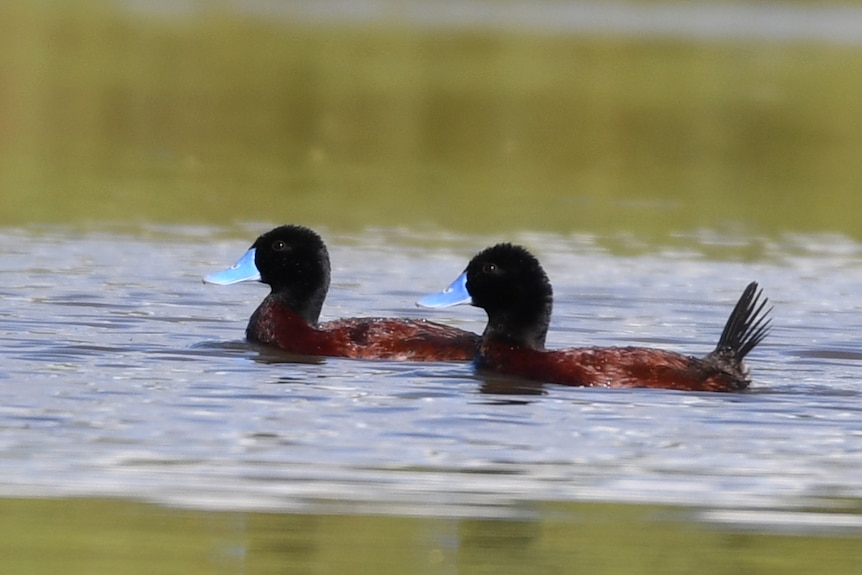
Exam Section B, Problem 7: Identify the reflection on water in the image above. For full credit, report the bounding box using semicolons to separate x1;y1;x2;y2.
1;497;860;575
3;2;862;237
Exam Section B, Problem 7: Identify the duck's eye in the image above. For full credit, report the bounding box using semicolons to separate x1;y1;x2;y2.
482;262;497;274
272;240;287;251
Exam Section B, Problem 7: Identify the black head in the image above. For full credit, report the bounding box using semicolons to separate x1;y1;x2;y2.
465;243;553;349
251;225;331;325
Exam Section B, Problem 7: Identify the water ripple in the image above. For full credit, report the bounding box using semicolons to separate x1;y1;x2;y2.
0;227;861;530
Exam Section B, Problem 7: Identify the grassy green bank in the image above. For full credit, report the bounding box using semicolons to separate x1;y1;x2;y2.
2;2;862;240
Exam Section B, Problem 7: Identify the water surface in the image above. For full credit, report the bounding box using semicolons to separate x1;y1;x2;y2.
2;226;860;519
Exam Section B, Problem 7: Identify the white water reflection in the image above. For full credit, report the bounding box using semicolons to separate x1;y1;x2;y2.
123;1;862;45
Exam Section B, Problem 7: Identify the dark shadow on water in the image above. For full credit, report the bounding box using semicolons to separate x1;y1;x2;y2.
250;347;328;366
192;340;326;365
190;340;252;354
795;348;862;362
473;369;547;398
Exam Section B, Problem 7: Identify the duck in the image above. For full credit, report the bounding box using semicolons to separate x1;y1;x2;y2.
204;225;480;361
418;243;771;391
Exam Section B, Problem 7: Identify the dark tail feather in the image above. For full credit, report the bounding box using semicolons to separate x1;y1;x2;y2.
701;282;771;389
715;281;772;361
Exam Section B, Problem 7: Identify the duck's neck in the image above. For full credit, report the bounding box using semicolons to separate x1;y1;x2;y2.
263;287;326;327
484;300;551;350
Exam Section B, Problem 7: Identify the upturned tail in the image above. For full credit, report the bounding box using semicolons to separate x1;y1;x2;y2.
704;282;772;387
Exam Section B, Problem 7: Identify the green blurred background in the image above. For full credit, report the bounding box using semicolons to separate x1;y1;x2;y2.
3;0;862;239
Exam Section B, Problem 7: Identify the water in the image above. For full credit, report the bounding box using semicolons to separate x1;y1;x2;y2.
2;225;861;527
201;0;862;44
